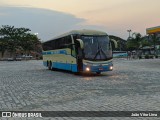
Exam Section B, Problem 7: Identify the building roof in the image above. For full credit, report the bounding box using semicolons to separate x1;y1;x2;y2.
146;26;160;34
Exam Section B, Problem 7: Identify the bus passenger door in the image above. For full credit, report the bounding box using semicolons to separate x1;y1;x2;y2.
70;44;78;72
77;47;83;72
75;39;84;72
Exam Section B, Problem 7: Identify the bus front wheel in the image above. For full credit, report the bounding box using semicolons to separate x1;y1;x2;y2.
96;72;101;74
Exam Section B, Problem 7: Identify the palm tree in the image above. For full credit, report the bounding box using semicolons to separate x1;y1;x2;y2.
140;36;151;47
127;32;143;51
132;33;143;50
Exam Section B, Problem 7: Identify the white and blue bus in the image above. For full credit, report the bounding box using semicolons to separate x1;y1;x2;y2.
42;30;116;74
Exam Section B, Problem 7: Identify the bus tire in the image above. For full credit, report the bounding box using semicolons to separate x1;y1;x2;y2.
74;72;80;75
96;72;101;74
48;61;52;70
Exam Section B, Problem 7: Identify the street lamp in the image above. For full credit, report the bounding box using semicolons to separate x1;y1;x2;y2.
127;29;132;39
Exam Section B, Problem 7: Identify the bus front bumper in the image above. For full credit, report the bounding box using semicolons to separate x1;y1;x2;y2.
83;62;113;73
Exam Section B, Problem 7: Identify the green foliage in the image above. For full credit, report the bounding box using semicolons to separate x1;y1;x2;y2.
145;55;149;59
141;38;151;47
126;39;136;51
0;38;8;57
139;55;142;59
0;25;41;58
127;32;143;51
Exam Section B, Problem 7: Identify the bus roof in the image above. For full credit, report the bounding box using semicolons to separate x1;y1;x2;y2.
45;29;108;43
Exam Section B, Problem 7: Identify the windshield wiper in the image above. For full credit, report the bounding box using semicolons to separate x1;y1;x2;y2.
93;38;99;60
101;48;107;58
94;44;107;60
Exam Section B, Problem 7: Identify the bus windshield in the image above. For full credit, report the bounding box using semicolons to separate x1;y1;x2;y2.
81;35;112;61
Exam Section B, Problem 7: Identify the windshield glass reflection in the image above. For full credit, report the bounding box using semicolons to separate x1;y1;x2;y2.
81;36;112;61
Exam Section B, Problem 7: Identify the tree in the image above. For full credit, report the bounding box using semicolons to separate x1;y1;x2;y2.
127;33;143;51
141;36;151;47
20;33;40;55
0;25;41;58
0;38;8;58
0;25;27;57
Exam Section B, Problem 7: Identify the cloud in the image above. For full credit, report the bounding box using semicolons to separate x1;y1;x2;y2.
0;6;85;40
0;6;123;40
0;0;160;40
0;13;8;16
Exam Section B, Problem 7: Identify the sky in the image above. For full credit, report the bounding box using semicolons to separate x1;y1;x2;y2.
0;0;160;41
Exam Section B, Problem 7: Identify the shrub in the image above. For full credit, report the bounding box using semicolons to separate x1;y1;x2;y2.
39;56;43;60
145;55;149;59
150;55;154;59
139;56;142;59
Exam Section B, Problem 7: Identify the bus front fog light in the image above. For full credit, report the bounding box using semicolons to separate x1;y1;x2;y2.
110;66;113;70
86;67;90;71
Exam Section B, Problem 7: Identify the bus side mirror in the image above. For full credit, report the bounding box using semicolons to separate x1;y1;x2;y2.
76;39;84;49
110;39;118;49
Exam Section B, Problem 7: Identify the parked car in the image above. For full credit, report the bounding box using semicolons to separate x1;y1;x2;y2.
21;55;33;59
7;58;14;61
15;57;22;61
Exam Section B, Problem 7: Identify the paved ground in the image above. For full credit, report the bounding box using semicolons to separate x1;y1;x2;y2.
0;59;160;120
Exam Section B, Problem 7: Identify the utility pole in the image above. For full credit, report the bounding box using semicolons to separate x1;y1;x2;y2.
127;29;132;39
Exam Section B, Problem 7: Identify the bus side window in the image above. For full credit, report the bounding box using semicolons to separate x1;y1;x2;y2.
55;40;58;49
64;36;67;45
56;38;62;49
43;41;53;51
63;36;72;48
59;38;65;49
51;41;55;50
66;36;72;44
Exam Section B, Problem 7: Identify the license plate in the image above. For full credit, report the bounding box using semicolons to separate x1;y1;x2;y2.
99;68;103;70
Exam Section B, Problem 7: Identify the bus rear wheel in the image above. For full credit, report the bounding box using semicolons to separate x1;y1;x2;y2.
48;61;52;70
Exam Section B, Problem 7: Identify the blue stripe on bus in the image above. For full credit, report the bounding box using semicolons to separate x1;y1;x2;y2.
42;50;67;55
43;61;112;73
43;61;78;72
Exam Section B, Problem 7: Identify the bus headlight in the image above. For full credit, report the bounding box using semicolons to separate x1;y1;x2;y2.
110;66;113;70
86;67;90;72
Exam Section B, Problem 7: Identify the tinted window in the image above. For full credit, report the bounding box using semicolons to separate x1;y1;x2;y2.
42;35;72;51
